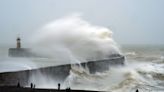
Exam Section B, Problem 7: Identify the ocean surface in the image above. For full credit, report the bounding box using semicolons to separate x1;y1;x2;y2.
0;45;164;92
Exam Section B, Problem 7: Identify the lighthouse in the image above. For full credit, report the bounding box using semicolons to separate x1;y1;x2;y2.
8;37;37;57
16;37;21;48
8;37;31;57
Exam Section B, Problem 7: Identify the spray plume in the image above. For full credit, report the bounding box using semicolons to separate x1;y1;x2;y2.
30;14;120;64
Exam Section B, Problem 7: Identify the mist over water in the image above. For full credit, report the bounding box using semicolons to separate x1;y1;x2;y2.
0;15;164;92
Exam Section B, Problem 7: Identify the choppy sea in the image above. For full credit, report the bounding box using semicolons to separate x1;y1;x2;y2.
0;45;164;92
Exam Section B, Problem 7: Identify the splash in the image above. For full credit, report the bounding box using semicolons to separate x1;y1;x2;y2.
27;14;122;89
30;14;120;64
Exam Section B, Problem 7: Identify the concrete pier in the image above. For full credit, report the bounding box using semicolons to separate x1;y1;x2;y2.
0;55;124;86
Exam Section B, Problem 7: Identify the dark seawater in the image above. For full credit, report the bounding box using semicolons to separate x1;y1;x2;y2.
0;45;164;92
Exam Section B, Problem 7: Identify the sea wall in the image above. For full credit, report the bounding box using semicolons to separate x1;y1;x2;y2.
0;55;124;86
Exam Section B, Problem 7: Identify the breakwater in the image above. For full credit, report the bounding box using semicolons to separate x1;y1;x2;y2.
0;55;124;86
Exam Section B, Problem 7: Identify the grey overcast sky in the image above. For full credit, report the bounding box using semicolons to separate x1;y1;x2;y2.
0;0;164;45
